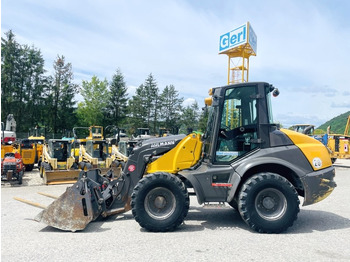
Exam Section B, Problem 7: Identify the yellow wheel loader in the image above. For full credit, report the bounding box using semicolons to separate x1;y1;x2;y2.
28;135;45;168
39;139;80;185
18;82;336;233
19;139;36;171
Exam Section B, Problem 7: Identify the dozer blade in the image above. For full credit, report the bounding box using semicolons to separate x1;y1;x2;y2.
43;170;81;185
34;179;98;232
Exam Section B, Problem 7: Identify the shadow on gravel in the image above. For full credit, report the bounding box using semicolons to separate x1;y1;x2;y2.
37;212;135;233
180;206;350;234
35;207;350;234
288;209;350;234
181;206;248;232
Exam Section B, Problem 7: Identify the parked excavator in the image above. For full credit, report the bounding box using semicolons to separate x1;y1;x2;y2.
17;82;336;234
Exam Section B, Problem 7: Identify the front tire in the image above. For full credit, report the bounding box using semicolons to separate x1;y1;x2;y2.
131;172;189;232
238;172;300;233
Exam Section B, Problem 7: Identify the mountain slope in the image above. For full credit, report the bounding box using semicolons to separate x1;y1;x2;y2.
317;111;350;134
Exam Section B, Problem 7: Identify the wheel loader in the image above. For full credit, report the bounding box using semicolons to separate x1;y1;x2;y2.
28;135;45;168
39;139;80;185
19;139;36;171
17;82;336;233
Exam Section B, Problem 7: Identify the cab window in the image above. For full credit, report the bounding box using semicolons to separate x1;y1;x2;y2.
215;85;259;163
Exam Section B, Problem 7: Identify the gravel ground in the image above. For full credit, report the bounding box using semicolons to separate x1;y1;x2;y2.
1;160;350;262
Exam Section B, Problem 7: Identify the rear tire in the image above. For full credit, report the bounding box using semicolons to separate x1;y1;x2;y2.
25;164;34;171
131;172;189;232
238;172;300;233
18;171;23;185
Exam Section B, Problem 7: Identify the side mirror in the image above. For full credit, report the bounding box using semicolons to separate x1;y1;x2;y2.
273;88;280;97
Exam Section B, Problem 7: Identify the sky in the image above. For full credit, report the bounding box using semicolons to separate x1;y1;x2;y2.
1;0;350;128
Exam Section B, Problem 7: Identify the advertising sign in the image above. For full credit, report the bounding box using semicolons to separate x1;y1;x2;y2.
219;22;257;55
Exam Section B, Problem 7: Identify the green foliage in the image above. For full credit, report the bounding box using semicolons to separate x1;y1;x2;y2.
179;101;200;134
106;68;128;126
1;30;207;137
198;106;209;133
159;85;183;134
126;74;160;134
314;129;326;135
1;30;47;132
317;111;350;135
76;76;110;126
50;55;78;133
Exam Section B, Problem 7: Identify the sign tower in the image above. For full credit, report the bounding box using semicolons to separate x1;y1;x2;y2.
219;22;257;84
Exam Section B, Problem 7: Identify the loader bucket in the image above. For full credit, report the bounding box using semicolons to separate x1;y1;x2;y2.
35;178;99;232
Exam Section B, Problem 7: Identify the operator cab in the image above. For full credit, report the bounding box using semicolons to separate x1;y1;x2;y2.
85;140;110;161
203;82;278;164
48;140;71;161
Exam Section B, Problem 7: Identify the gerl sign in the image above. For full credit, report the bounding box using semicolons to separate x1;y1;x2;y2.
219;22;257;55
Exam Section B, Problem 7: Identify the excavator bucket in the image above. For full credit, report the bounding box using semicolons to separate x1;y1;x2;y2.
35;174;103;232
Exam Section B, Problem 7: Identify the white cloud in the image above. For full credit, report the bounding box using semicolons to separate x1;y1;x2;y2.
182;98;197;107
127;85;137;98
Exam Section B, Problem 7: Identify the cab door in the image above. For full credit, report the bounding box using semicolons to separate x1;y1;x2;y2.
214;84;260;164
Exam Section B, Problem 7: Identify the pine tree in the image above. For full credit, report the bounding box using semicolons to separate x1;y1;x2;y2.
1;30;20;123
127;84;147;133
107;69;128;126
143;73;159;133
50;55;78;134
180;101;200;133
1;30;47;132
159;85;184;134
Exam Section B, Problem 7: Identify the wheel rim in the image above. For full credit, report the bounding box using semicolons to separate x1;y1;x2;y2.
144;187;176;220
255;188;287;221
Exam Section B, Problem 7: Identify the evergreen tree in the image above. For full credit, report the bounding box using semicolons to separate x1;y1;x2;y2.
50;55;78;134
127;73;159;134
127;84;147;133
107;69;128;126
198;105;209;133
180;101;200;133
159;85;183;134
1;30;46;132
1;30;20;123
143;73;159;133
22;45;46;130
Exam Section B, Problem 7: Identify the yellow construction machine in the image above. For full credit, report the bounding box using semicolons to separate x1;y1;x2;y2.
77;126;127;178
28;136;45;168
323;115;350;161
71;127;90;163
19;139;36;171
39;139;80;185
28;127;46;168
17;82;336;234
